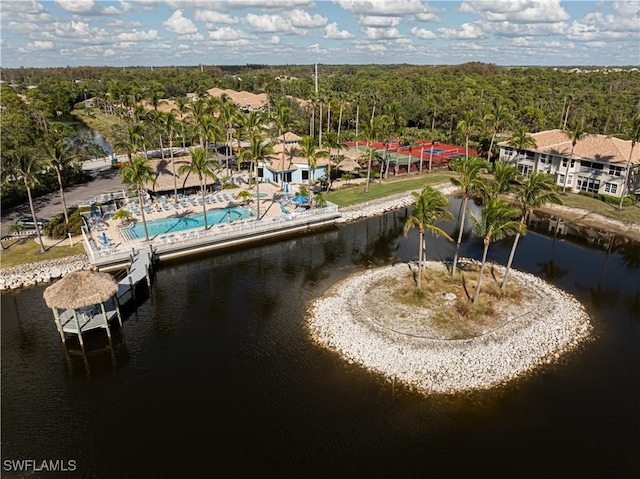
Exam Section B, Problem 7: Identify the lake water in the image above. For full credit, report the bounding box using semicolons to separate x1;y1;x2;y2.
58;113;113;155
2;200;639;478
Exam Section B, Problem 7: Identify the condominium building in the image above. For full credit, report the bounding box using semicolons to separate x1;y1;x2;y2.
498;129;639;198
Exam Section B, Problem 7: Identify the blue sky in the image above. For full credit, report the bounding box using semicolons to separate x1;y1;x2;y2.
1;1;639;68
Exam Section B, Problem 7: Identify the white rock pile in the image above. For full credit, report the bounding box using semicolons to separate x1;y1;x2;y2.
306;262;593;395
0;255;92;291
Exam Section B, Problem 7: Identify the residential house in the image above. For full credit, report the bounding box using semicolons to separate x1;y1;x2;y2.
498;129;639;198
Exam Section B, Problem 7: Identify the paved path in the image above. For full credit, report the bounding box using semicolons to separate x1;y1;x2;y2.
1;160;125;238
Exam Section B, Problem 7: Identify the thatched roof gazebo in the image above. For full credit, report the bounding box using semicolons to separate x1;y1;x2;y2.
44;269;122;345
336;157;361;173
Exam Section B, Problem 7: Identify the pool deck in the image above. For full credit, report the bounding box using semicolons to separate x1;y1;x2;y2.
85;182;341;271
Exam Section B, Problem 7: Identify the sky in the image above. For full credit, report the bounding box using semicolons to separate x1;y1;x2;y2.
1;0;639;68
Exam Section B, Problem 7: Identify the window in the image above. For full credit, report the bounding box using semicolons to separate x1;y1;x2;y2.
557;173;573;185
577;176;600;193
561;158;576;168
539;154;551;165
604;183;618;194
609;165;623;177
519;164;532;177
302;170;309;181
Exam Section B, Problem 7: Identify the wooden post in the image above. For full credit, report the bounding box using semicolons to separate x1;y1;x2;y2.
72;310;84;347
100;302;111;340
113;296;123;327
145;264;151;289
52;307;66;343
129;274;135;301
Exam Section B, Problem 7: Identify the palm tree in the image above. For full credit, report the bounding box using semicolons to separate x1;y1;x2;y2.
501;172;562;290
115;123;144;162
403;187;454;288
485;101;511;163
449;156;489;275
457;110;479;160
322;130;348;191
360;115;389;193
562;121;587;194
237;134;274;220
271;99;293;190
45;139;78;223
485;160;521;200
298;135;330;202
469;198;525;304
349;92;363;146
618;115;640;209
506;127;537;172
162;111;180;201
120;156;155;242
6;147;47;253
177;148;218;230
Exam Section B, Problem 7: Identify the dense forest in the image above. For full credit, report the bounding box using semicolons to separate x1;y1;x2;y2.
2;62;639;211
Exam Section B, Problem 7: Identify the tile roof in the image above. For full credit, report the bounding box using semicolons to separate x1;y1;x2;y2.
499;129;639;165
205;88;268;109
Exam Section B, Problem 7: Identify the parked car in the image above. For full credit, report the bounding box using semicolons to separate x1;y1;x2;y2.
16;216;50;229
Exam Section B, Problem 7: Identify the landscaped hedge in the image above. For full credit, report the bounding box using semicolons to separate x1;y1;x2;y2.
43;206;85;239
578;190;635;207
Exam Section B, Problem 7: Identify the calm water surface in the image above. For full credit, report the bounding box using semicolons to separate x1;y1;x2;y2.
2;200;639;478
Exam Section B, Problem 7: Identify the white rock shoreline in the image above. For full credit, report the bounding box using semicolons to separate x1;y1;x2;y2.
306;261;593;395
1;181;636;290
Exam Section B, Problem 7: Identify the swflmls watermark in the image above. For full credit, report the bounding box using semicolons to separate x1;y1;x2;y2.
3;459;77;473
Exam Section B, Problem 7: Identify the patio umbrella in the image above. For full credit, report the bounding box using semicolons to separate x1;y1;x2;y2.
292;195;309;204
102;232;108;245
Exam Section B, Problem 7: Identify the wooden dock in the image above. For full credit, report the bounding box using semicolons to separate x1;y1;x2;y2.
56;250;154;339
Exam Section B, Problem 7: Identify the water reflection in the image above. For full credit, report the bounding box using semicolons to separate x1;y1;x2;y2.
2;204;639;478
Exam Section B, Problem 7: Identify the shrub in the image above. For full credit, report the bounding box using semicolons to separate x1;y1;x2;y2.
43;207;84;239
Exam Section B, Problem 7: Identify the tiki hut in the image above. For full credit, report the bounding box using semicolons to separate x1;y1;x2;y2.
43;269;122;345
336;157;361;172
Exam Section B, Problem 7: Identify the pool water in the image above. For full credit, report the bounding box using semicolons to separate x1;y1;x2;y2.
124;207;254;240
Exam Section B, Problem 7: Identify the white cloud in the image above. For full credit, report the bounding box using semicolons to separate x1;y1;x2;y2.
459;0;570;23
245;13;301;33
413;11;442;23
324;22;353;39
194;10;240;24
361;27;402;40
27;40;54;51
103;6;122;15
491;21;568;37
117;29;159;41
439;22;486;40
54;0;94;14
358;15;400;28
179;32;204;41
208;27;250;41
270;35;280;44
2;1;47;14
163;10;198;35
286;9;327;28
335;0;424;15
410;26;436;40
366;43;387;53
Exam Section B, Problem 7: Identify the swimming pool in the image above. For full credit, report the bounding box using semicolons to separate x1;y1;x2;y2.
123;207;255;240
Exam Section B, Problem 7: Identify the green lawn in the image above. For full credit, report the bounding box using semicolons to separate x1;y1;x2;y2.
324;174;454;207
553;193;640;225
0;238;86;269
